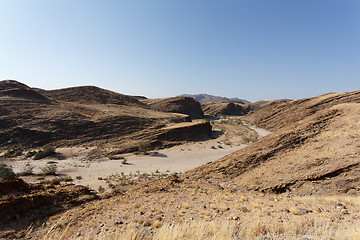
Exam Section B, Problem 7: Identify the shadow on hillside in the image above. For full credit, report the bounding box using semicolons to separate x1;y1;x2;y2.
211;130;224;139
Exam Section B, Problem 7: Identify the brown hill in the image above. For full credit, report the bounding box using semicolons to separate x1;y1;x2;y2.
180;93;250;104
37;86;146;107
0;81;211;152
143;96;204;119
244;91;360;131
202;102;249;116
188;90;360;196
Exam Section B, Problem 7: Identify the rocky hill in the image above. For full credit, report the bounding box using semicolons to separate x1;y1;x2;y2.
179;93;250;104
143;96;204;119
202;102;249;116
0;80;212;152
188;90;360;196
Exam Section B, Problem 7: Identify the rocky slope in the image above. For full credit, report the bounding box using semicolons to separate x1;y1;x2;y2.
179;93;250;104
188;90;360;196
0;80;212;152
0;178;99;239
143;96;204;119
202;102;249;116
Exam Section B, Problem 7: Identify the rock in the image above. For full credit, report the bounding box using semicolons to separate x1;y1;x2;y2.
264;211;271;216
241;206;249;212
297;208;312;214
340;209;349;214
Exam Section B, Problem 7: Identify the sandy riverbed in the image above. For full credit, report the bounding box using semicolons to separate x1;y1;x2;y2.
4;125;270;191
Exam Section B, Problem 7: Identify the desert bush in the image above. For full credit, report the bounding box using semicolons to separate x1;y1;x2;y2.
138;141;151;154
19;162;34;176
121;158;128;165
108;155;125;160
0;163;16;179
34;145;56;160
25;150;37;158
98;186;105;193
2;147;22;158
40;163;57;175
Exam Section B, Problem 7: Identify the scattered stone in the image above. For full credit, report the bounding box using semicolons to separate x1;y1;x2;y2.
100;223;104;228
264;211;271;216
241;206;249;212
336;205;347;210
143;221;151;227
340;209;349;214
115;220;123;225
298;208;312;214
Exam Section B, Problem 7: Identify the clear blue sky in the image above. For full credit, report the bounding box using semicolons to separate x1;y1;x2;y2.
1;0;359;102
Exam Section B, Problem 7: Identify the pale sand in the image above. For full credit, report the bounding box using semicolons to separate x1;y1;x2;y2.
5;126;270;191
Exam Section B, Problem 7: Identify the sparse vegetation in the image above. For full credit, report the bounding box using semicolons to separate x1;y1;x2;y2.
121;158;128;165
138;141;152;154
98;185;105;193
40;176;73;185
2;146;22;158
0;163;16;179
100;170;173;190
18;162;34;176
25;150;37;158
34;145;56;160
40;163;58;175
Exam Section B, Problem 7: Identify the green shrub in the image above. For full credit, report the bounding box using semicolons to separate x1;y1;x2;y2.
25;151;37;158
121;158;128;165
0;163;16;179
34;146;56;160
2;147;22;158
138;141;151;154
98;186;105;193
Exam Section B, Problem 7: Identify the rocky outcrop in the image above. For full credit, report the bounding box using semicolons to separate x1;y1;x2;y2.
0;180;99;238
144;96;204;119
179;94;250;104
202;102;249;116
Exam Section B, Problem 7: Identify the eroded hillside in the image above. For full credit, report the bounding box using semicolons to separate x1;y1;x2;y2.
0;80;212;153
2;86;360;239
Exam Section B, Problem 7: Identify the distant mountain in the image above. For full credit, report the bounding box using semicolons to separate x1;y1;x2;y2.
179;94;250;104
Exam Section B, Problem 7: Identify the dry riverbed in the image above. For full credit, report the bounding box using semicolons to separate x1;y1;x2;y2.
2;120;270;192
